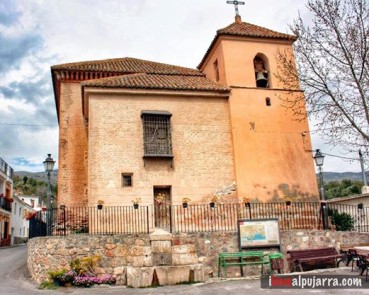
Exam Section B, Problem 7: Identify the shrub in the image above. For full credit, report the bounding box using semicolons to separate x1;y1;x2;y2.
48;269;67;281
328;208;355;231
38;280;58;290
70;255;101;276
60;270;76;284
48;255;115;288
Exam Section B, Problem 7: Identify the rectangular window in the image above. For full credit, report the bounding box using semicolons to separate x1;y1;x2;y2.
141;111;173;157
122;173;133;187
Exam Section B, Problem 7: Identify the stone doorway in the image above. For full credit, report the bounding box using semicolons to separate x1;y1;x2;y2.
153;186;171;230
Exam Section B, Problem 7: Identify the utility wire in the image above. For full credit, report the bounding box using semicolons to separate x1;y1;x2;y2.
0;123;57;127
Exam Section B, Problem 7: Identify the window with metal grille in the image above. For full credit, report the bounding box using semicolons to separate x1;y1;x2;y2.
141;111;173;157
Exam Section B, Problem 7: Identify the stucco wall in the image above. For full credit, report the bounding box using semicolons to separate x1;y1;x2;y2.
200;36;318;202
28;230;369;285
229;88;318;201
58;82;88;206
87;92;235;206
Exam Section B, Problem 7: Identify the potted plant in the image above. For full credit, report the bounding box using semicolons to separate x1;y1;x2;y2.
132;197;141;209
242;196;251;207
285;197;292;206
210;195;218;208
182;197;191;208
97;200;104;210
358;203;364;209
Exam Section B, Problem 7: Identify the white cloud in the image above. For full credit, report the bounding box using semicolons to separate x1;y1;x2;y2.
0;0;362;173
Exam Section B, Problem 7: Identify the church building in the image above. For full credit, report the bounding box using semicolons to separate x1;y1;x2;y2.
51;14;319;208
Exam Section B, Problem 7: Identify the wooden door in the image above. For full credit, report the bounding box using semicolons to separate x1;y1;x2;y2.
154;187;171;229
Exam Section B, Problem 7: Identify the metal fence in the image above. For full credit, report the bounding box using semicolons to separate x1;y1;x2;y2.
28;202;369;238
326;203;369;232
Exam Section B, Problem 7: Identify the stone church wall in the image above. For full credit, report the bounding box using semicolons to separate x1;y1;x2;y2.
28;230;369;286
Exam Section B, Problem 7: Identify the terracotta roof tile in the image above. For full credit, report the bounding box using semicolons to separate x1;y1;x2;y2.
198;19;297;69
82;73;229;93
217;21;297;40
52;57;203;76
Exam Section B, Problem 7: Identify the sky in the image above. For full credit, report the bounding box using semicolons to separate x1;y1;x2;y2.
0;0;364;173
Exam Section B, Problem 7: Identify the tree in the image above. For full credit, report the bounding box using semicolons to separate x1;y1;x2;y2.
324;179;363;199
276;0;369;154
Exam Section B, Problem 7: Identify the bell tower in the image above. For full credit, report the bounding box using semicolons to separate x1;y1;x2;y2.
198;15;319;201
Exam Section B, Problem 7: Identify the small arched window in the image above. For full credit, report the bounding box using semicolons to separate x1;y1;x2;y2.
213;59;219;82
253;54;269;88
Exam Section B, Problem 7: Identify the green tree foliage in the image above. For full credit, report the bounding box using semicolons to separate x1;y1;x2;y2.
13;175;57;204
328;208;355;231
324;179;363;199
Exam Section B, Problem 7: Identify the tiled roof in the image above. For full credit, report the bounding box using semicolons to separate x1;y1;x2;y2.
52;57;203;76
198;18;297;69
82;73;229;93
217;21;297;40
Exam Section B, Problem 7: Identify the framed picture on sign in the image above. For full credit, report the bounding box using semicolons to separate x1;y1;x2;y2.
238;218;281;250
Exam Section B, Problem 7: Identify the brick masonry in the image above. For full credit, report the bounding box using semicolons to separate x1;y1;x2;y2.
58;82;88;206
87;93;235;207
28;230;369;285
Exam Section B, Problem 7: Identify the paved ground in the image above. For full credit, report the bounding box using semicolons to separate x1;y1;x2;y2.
2;245;369;294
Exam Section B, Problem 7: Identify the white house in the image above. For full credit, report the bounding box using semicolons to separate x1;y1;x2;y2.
20;195;43;211
9;195;36;245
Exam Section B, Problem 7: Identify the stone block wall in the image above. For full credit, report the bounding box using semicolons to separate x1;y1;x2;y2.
28;230;369;286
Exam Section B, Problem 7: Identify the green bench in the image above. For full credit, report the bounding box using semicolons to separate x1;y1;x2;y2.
218;251;272;277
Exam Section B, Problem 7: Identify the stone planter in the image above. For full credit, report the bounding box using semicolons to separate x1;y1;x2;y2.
133;204;139;209
182;202;188;208
209;202;215;208
97;204;103;210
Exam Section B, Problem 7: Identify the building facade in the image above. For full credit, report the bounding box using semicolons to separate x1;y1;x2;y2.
10;195;36;245
52;16;319;210
0;157;14;246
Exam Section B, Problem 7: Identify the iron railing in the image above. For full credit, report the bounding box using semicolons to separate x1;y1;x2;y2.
28;202;369;238
326;203;369;232
0;157;14;180
0;195;11;212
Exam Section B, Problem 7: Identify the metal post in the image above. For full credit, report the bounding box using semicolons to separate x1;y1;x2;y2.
63;206;66;236
321;203;328;230
46;171;52;236
146;206;149;234
318;166;329;229
319;166;325;201
359;150;368;186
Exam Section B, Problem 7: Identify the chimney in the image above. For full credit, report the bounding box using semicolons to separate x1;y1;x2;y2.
235;15;242;24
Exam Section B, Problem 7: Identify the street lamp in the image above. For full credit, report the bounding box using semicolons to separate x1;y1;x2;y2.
313;149;325;201
43;154;55;235
313;149;328;229
43;154;55;210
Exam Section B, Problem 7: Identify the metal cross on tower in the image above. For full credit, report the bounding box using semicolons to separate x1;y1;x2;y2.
226;0;245;16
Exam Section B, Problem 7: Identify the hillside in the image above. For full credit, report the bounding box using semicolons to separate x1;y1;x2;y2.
13;170;366;185
322;171;366;182
14;170;58;185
